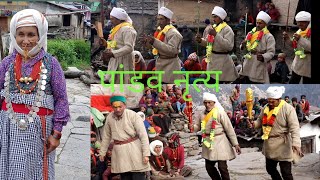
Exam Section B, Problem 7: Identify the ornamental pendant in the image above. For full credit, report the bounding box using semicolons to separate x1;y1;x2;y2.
18;119;27;130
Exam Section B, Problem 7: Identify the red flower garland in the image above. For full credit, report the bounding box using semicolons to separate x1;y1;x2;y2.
262;114;276;126
207;35;214;43
201;120;216;138
246;30;264;45
292;28;311;49
154;31;165;42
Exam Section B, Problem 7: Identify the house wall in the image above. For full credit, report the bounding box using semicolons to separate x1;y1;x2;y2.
29;2;67;27
272;0;299;25
161;0;224;27
300;123;320;154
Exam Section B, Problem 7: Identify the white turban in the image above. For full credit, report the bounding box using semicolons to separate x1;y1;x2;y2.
256;11;271;24
158;7;173;19
150;140;163;156
9;9;48;57
266;86;285;99
203;92;224;111
295;11;311;22
110;7;132;24
211;6;227;20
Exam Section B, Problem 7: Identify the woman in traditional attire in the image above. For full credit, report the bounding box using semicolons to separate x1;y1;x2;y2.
164;133;192;177
0;9;70;180
149;140;183;180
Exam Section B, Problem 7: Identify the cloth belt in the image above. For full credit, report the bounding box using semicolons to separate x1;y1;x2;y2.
268;132;288;138
268;133;289;143
211;51;230;54
113;136;138;145
1;101;54;115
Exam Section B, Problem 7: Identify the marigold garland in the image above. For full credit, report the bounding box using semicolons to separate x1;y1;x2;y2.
205;22;227;62
201;107;218;149
152;25;174;55
261;100;285;140
107;22;133;49
244;27;269;60
292;27;311;59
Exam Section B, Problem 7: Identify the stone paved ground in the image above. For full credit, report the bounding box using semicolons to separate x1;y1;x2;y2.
55;78;90;180
185;147;320;180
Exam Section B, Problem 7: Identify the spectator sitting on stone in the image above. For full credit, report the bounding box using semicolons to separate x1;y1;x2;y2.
174;90;187;116
270;53;290;83
284;96;292;105
149;140;183;179
139;104;147;114
145;94;155;112
133;51;147;79
164;133;193;177
268;3;280;23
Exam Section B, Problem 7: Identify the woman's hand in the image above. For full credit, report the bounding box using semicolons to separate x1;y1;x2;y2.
47;135;60;154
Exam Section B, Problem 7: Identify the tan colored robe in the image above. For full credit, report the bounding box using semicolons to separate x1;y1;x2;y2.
200;25;239;82
106;26;137;84
291;36;311;78
239;32;275;83
194;108;239;161
153;28;184;84
254;102;301;161
99;109;151;173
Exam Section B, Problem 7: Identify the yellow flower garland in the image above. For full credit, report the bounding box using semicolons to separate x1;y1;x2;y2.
261;100;285;140
205;22;228;62
201;107;218;149
107;22;133;49
152;24;175;55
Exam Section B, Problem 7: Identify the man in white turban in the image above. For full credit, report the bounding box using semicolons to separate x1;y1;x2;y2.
249;86;301;180
283;11;311;84
103;7;137;84
238;11;275;84
194;92;241;179
195;6;239;83
143;6;184;84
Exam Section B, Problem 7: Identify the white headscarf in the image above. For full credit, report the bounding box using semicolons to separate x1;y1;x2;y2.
266;86;285;99
295;11;311;22
158;7;173;19
9;9;48;57
256;11;271;24
150;140;163;156
110;7;132;24
211;6;227;20
133;50;145;64
203;92;224;111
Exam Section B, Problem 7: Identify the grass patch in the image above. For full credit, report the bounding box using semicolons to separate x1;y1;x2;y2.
47;39;90;71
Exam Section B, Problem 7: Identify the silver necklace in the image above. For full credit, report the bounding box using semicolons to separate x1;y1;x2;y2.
4;61;48;130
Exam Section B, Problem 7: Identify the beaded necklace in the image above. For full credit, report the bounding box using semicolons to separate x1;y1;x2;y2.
4;57;48;130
